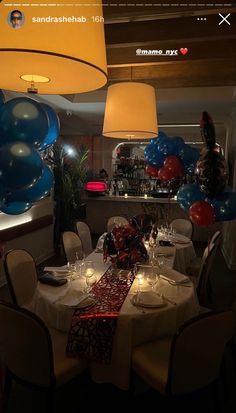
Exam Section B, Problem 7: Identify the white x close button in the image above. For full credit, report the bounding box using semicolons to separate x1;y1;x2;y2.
218;13;231;26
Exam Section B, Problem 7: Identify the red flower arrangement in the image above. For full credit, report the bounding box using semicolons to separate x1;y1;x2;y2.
103;223;148;270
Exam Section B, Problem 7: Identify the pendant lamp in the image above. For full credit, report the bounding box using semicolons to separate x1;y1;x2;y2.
0;0;107;94
103;82;158;139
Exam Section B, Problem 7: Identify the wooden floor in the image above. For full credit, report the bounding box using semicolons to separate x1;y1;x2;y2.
1;240;236;412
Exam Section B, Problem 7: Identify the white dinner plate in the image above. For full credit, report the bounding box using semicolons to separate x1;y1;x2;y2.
131;292;167;308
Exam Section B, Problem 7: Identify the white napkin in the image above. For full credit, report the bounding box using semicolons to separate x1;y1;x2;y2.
58;290;90;307
159;269;190;285
133;291;165;308
171;234;190;244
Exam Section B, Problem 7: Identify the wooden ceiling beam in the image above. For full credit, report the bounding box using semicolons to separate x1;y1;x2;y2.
105;13;236;45
107;58;236;88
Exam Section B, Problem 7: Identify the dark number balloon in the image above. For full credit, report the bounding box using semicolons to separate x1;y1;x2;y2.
195;149;228;198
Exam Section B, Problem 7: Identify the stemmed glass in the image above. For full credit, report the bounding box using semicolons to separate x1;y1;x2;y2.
147;271;158;291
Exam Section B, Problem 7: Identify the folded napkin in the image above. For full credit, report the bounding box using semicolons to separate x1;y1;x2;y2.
171;234;190;244
132;291;166;308
58;290;93;308
39;273;68;287
159;269;190;285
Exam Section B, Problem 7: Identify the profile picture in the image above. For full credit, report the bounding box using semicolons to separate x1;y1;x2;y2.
8;10;24;29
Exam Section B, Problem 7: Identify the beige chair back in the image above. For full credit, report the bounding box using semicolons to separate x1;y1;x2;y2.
4;249;38;307
75;221;93;256
62;231;83;262
0;302;54;388
168;310;234;395
170;218;193;239
107;216;129;232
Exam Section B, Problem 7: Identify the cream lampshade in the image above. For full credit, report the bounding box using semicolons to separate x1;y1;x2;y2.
0;0;107;94
103;82;158;139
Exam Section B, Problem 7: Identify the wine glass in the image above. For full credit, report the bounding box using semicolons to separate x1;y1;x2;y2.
146;271;158;291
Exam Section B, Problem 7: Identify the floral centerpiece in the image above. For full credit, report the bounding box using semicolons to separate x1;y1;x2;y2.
103;216;150;270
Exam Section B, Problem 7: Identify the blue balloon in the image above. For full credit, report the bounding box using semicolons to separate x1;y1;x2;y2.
0;184;5;208
157;136;176;156
1;201;32;215
157;131;168;141
172;136;185;155
177;183;205;211
211;192;236;222
38;104;60;151
0;142;43;191
0;90;5;108
0;97;49;148
7;165;54;203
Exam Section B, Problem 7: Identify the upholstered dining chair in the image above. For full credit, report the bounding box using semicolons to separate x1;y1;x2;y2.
0;301;88;413
170;218;193;239
75;221;93;256
132;310;234;401
107;216;129;232
62;231;83;262
4;249;38;307
187;231;222;306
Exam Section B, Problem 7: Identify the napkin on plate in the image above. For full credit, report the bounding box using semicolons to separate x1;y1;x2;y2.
159;269;190;285
132;291;166;308
57;290;93;308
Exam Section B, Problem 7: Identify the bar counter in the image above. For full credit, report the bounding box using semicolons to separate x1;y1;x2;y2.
83;194;187;234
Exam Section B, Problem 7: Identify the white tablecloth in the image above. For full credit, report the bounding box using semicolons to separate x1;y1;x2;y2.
27;251;199;390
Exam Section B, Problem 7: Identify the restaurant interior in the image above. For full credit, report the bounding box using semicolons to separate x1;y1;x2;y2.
0;0;236;412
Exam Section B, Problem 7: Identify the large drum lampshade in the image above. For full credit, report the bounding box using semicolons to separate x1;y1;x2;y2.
103;82;158;139
0;0;107;94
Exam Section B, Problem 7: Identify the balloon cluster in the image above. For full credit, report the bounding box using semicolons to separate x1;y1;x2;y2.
177;112;236;227
0;92;59;215
103;217;149;270
144;132;200;182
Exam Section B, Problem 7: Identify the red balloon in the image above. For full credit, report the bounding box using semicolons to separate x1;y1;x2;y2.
189;201;215;228
145;164;159;177
158;167;175;182
164;155;184;177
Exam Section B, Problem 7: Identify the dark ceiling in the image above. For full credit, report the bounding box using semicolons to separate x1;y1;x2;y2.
102;1;236;88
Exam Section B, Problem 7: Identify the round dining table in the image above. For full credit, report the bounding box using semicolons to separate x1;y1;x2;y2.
26;251;200;390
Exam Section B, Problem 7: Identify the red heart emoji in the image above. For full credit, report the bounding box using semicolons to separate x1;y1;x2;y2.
180;47;188;56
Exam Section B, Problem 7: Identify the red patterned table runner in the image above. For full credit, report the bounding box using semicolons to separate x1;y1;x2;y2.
66;267;134;364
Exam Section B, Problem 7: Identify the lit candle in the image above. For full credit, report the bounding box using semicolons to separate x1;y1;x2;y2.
86;268;94;277
144;194;147;199
124;193;128;198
